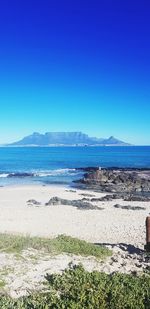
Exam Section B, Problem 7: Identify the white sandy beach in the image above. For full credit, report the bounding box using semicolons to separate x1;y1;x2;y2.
0;183;150;297
0;184;149;248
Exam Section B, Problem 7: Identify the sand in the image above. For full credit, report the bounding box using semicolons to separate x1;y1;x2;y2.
0;184;149;248
0;184;150;297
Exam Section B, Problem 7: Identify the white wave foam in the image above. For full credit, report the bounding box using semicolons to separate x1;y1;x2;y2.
0;168;80;178
0;173;9;178
33;168;77;177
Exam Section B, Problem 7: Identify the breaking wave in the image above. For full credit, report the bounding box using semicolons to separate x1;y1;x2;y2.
34;168;78;177
0;173;9;178
0;168;80;178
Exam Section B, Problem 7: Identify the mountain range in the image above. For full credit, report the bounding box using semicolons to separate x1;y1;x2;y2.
8;132;130;146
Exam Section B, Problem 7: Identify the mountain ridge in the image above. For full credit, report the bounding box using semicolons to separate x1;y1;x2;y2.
7;132;130;146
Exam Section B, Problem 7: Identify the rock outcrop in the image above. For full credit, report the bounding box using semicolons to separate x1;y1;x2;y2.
27;199;41;205
76;168;150;195
113;204;146;210
45;197;101;210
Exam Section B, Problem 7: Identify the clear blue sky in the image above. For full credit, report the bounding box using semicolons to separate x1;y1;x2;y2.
0;0;150;145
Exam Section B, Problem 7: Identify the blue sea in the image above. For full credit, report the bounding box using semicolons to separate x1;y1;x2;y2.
0;146;149;186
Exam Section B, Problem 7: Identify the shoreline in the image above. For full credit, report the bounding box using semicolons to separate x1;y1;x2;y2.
0;182;70;189
0;166;150;190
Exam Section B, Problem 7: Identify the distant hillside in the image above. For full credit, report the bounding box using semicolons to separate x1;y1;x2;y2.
8;132;130;146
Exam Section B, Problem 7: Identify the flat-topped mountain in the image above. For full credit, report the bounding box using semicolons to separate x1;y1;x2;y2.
8;132;130;146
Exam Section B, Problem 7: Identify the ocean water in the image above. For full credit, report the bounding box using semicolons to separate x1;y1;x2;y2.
0;146;149;186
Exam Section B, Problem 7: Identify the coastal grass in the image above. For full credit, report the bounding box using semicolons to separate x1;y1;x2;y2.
0;265;150;308
0;233;112;259
0;279;6;289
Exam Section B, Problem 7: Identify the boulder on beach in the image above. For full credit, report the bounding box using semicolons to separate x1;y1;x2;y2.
45;196;101;210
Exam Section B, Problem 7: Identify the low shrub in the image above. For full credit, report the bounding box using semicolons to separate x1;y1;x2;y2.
0;264;150;308
0;233;111;258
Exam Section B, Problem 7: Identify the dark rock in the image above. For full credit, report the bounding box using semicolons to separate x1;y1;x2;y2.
135;262;142;268
111;257;118;263
90;193;150;202
76;167;99;172
131;270;138;275
114;204;146;210
124;195;150;202
91;194;124;202
45;197;102;210
75;168;150;195
8;173;34;177
91;196;112;202
79;193;95;197
27;199;41;205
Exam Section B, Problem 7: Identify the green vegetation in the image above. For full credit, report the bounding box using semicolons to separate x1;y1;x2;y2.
0;279;6;289
0;233;111;258
0;265;150;308
1;234;149;308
